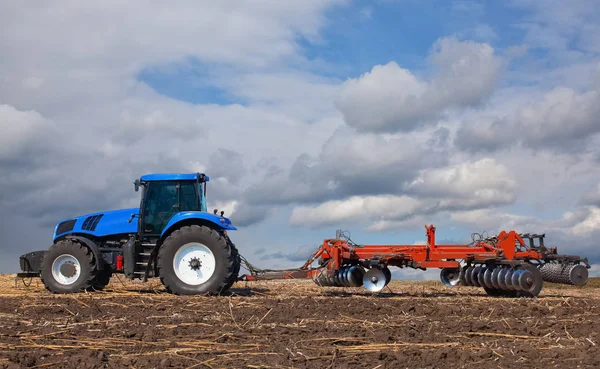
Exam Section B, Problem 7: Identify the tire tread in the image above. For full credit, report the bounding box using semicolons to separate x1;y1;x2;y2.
40;239;98;294
158;225;238;295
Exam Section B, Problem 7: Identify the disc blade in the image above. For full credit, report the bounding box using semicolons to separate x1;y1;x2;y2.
382;267;392;286
471;266;482;287
477;266;487;287
504;269;515;290
341;267;350;287
490;267;501;289
348;266;362;287
333;271;342;287
440;268;461;286
363;268;387;292
483;267;494;289
459;267;468;285
464;266;473;286
496;267;508;290
511;269;523;291
518;269;535;291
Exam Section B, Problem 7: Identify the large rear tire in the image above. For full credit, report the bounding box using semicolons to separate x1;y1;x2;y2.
223;236;241;290
157;225;237;295
40;240;98;293
90;264;113;291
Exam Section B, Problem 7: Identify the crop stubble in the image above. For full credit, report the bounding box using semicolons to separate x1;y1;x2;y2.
0;275;599;368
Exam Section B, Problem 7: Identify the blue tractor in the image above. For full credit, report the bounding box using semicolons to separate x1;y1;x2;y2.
18;173;241;295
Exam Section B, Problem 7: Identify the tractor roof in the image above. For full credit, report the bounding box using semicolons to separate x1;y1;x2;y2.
140;173;210;182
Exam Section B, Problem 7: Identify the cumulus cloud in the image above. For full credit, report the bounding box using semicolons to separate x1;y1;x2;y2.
581;184;600;207
450;206;600;237
512;0;600;54
405;158;516;208
335;37;502;133
244;127;449;206
289;158;516;230
0;105;57;161
290;195;421;227
455;87;600;152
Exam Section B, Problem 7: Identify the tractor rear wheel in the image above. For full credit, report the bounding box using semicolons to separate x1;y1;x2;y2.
90;265;113;291
223;236;241;290
157;225;238;295
40;240;98;293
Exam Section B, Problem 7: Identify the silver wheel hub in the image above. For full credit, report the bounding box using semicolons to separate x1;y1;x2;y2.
51;254;81;285
173;242;216;285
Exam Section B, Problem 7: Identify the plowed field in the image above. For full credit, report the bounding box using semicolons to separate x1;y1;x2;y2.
0;275;599;368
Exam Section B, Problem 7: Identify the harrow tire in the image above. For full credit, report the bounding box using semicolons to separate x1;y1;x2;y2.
157;225;237;295
40;239;98;294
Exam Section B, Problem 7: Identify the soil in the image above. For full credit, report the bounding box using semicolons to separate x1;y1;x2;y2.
0;276;599;368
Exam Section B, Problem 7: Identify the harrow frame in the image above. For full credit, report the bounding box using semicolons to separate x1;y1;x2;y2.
240;225;590;297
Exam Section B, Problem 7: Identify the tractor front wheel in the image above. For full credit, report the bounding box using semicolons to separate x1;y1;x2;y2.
157;225;238;295
40;240;98;293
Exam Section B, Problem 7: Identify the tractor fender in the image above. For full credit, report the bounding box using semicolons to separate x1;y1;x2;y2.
64;235;105;271
160;212;237;239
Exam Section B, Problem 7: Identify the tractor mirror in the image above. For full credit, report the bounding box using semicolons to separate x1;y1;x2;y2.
133;179;141;192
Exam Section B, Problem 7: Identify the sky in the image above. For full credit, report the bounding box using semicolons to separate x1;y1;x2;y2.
1;0;600;280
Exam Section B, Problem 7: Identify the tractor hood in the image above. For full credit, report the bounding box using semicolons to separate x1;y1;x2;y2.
53;208;139;240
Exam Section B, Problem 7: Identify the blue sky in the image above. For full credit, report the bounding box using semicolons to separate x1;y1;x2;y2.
1;0;600;278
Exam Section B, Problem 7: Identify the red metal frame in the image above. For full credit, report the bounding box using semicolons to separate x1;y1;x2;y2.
242;225;550;281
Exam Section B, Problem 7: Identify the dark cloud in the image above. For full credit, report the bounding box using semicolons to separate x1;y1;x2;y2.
455;87;600;153
581;184;600;207
227;205;271;227
208;149;246;185
261;245;319;263
244;127;450;206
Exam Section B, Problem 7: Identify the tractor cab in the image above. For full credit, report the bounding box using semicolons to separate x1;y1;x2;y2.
135;173;209;236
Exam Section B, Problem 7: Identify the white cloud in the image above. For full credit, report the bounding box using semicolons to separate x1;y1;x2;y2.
335;37;502;133
406;158;516;207
451;206;600;237
512;0;600;53
289;158;517;229
290;195;421;227
0;105;56;160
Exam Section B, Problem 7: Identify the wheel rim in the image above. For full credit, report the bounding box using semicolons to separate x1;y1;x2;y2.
51;254;81;285
173;242;216;285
